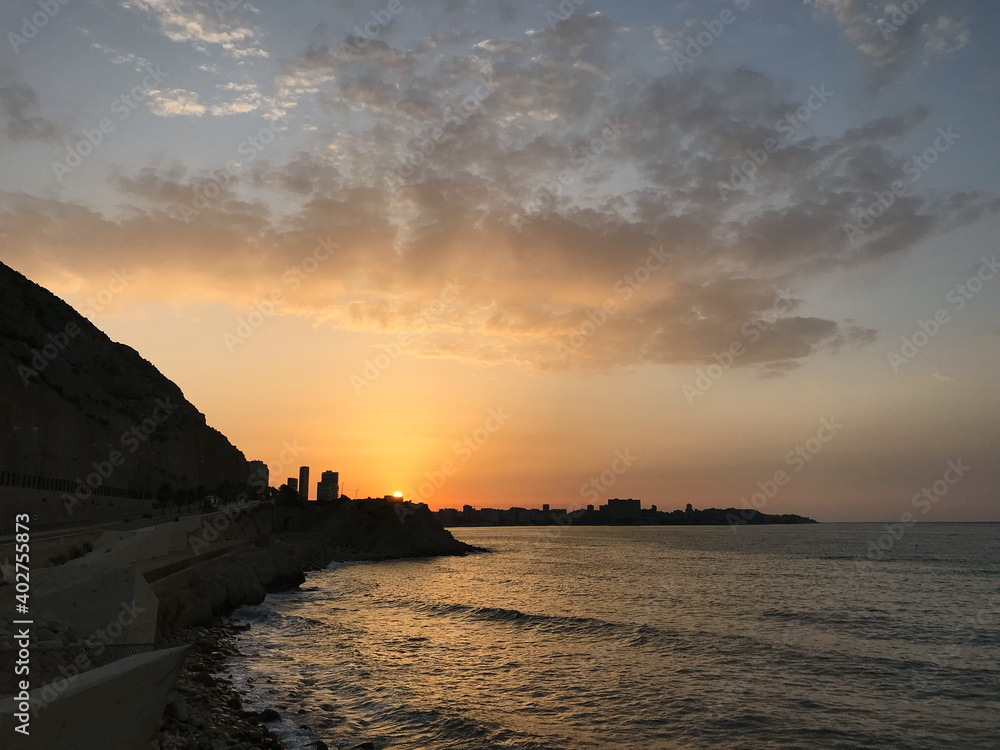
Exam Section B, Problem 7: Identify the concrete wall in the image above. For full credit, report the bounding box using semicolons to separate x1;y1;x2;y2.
0;645;189;750
0;487;162;532
0;528;105;574
31;565;158;645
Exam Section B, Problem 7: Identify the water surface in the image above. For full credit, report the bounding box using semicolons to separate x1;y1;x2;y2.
229;523;1000;749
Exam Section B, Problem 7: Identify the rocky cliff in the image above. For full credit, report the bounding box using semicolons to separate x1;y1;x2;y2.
154;499;480;636
0;260;250;497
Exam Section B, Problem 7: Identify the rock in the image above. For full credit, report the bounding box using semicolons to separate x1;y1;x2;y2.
348;743;376;750
309;742;329;750
168;699;191;723
259;708;281;723
194;671;217;687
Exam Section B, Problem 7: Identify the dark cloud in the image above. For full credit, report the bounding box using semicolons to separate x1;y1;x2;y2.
0;84;59;143
807;0;971;88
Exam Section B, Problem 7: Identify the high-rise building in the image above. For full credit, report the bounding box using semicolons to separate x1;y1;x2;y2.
317;471;339;503
248;460;269;489
608;498;642;523
287;477;298;493
299;466;310;502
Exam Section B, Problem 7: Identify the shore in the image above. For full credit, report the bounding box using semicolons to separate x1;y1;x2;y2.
151;500;484;750
154;622;289;750
156;596;401;750
0;499;479;749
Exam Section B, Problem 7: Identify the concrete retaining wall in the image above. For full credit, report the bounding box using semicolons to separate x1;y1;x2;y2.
0;645;189;750
32;565;158;645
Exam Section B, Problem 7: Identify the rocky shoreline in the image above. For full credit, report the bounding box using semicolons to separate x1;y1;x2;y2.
155;618;384;750
150;500;485;750
154;622;288;750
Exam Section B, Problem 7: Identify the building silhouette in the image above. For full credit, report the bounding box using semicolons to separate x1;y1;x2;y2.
317;471;339;502
299;466;309;502
248;460;268;489
608;498;641;523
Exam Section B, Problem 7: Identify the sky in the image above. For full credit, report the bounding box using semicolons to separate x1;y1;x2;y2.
1;0;997;520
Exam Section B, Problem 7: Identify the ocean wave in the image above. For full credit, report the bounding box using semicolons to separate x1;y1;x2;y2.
405;600;624;634
228;604;333;636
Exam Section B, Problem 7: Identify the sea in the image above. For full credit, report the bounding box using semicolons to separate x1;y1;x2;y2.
227;523;1000;749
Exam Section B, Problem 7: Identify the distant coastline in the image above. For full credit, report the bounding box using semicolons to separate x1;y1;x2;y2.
436;504;817;527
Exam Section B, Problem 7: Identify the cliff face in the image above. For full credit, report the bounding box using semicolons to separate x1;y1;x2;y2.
296;498;481;559
153;500;479;635
0;260;249;496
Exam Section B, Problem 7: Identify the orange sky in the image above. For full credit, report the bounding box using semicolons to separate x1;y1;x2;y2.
3;0;999;521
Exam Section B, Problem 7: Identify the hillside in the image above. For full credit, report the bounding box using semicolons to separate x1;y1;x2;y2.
0;260;250;502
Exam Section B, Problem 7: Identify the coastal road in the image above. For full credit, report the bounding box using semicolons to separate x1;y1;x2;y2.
0;502;262;544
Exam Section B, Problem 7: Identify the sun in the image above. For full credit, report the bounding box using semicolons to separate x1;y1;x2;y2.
393;492;403;498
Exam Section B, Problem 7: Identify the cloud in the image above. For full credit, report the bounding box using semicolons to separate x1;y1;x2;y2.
921;15;970;57
121;0;268;58
146;88;206;117
90;42;154;71
1;11;994;376
0;84;59;143
208;81;271;117
807;0;972;86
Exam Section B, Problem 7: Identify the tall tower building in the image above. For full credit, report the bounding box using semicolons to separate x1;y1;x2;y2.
248;460;269;490
317;471;340;502
299;466;310;502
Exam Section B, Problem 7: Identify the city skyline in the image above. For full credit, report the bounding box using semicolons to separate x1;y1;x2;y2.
1;1;998;520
